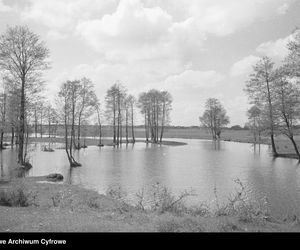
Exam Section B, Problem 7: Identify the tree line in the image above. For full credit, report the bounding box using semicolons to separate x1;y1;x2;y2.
0;25;173;168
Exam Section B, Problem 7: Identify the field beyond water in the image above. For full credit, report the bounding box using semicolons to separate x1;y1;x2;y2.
0;177;300;232
13;126;300;159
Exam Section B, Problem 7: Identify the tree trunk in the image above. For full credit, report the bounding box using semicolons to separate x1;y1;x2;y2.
99;124;102;145
131;104;135;143
113;98;116;144
77;118;81;149
18;77;25;165
34;109;37;138
0;131;3;149
48;120;51;138
144;113;148;142
289;136;300;161
126;110;128;143
266;75;278;157
11;126;14;148
40;118;43;138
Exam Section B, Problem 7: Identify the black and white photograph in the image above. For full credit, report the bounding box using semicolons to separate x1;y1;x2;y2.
1;0;300;241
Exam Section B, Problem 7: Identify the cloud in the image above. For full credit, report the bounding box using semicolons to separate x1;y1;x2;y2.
0;0;12;12
75;0;174;62
230;55;260;77
161;70;224;90
21;0;118;29
46;30;67;40
12;0;296;126
256;34;294;60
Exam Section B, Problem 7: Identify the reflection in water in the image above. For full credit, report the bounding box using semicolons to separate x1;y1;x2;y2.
1;139;300;218
212;140;221;150
0;152;4;178
252;143;261;155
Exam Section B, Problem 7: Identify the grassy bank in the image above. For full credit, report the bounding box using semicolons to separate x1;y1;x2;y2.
0;177;299;232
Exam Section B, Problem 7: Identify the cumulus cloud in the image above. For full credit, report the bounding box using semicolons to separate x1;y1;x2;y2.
230;55;260;77
256;34;294;60
9;0;296;125
21;0;118;29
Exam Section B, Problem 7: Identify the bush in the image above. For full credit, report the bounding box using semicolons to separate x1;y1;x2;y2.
87;197;100;209
0;185;36;207
214;179;270;223
135;182;195;215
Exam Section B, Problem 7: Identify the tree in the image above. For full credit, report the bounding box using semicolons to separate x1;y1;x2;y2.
76;77;97;149
247;105;264;143
45;103;57;138
273;66;300;160
285;29;300;78
127;94;136;143
199;98;229;140
105;82;127;146
0;81;7;149
0;26;50;165
138;89;172;143
159;91;172;142
58;80;81;167
94;97;103;146
245;56;278;157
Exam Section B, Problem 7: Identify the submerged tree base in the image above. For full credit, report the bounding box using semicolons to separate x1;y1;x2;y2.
70;161;82;168
42;146;55;152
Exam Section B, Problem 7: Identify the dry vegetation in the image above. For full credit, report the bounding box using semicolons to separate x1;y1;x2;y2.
1;177;299;232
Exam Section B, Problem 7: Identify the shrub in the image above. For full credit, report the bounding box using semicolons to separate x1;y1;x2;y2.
106;185;127;201
87;197;100;209
0;185;36;207
214;179;270;223
135;182;195;215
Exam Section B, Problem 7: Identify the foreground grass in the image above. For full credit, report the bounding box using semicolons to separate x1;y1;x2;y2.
0;177;300;232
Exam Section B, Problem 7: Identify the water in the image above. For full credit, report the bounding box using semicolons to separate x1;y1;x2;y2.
1;139;300;218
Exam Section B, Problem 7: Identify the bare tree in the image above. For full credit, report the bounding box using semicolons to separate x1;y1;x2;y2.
0;26;50;165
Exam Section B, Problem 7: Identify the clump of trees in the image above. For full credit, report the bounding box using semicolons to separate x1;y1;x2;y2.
56;78;98;167
138;90;172;143
245;29;300;160
199;98;229;140
105;82;128;146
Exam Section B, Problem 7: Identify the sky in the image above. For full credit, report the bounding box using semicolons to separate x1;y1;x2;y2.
1;0;300;126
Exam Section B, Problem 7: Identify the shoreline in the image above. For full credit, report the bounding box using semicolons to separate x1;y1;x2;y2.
1;176;300;232
2;134;300;160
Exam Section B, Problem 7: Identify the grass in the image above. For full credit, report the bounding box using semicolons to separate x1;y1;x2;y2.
0;177;300;232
